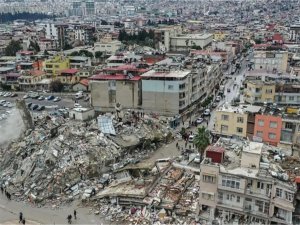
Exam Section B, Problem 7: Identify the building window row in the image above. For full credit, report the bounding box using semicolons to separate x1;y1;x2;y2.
276;188;294;202
221;175;240;189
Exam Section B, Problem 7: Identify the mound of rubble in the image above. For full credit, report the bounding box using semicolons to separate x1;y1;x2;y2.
0;112;174;207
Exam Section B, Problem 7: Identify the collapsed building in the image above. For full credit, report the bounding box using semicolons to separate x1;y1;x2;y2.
0;110;175;207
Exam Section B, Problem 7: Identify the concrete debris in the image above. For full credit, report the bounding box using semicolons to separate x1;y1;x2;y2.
0;111;174;207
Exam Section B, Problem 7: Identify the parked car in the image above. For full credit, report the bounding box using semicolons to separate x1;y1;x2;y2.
27;102;33;108
10;93;18;97
203;109;211;116
53;97;61;102
23;95;30;99
0;100;6;105
196;118;204;124
194;154;201;163
227;88;231;93
38;96;44;101
47;95;55;101
4;92;11;97
31;104;39;110
5;102;13;108
37;105;45;111
216;96;221;102
188;135;194;143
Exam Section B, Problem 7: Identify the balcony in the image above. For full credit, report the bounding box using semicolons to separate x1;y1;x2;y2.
245;189;270;200
217;200;243;212
218;185;245;194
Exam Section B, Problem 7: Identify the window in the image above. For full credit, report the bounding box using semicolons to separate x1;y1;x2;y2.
221;125;228;132
221;115;229;121
168;85;174;90
237;196;240;203
203;175;216;183
255;88;261;93
218;192;223;200
268;133;276;139
257;181;264;189
289;96;295;101
202;193;214;201
221;175;240;189
285;122;293;130
285;191;293;202
237;117;244;123
276;188;283;198
265;89;273;94
256;131;263;137
258;119;264;126
270;121;278;128
236;127;243;133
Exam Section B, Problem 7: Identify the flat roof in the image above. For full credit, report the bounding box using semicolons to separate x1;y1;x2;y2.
172;33;213;40
243;142;263;155
90;74;141;81
0;67;14;72
141;69;191;78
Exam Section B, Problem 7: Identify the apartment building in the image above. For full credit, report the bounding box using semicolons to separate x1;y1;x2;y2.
289;23;300;42
170;33;213;52
69;56;91;69
74;25;94;45
280;114;300;149
94;40;122;55
254;113;282;146
253;49;288;73
275;83;300;105
18;70;46;91
244;79;275;104
154;25;183;52
214;105;248;138
44;56;70;76
199;141;296;225
89;74;141;112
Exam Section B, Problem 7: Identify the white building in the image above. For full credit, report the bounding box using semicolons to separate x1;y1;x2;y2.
45;23;58;40
170;33;213;51
94;40;122;55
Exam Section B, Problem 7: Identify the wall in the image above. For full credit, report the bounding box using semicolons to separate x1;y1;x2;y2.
215;110;247;137
254;114;282;146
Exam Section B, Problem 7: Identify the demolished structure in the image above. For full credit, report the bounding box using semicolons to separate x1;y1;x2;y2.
0;111;174;207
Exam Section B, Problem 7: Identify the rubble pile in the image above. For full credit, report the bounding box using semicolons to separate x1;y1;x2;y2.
0;112;174;206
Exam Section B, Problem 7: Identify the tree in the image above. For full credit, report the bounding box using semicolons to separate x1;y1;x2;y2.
193;127;210;161
29;40;40;53
5;40;22;56
95;51;103;59
50;80;64;92
78;50;94;58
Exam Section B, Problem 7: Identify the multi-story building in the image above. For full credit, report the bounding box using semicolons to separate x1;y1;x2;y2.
199;141;296;225
154;25;183;52
69;56;91;69
170;33;213;52
89;73;142;112
214;104;248;138
253;48;288;73
55;24;69;50
44;56;70;76
94;40;122;55
253;113;282;146
275;83;300;105
289;23;300;42
18;70;46;91
74;25;94;45
244;79;275;104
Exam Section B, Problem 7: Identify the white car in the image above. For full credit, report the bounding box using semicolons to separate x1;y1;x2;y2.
188;135;194;143
196;118;204;124
74;103;82;108
38;96;44;101
4;92;11;97
194;154;201;163
23;95;29;99
203;109;211;116
6;102;12;108
216;96;221;102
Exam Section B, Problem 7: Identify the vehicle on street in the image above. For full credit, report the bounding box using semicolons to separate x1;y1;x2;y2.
0;100;6;105
10;93;18;97
216;96;221;102
188;135;194;143
212;102;218;108
194;154;201;163
5;102;13;108
203;109;211;116
4;92;11;97
53;97;61;102
31;104;39;110
27;102;33;108
23;95;29;99
227;88;231;93
37;105;45;111
47;95;55;101
38;96;44;101
74;103;82;108
196;118;204;124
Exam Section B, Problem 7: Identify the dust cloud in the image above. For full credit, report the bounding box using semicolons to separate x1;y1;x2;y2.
0;108;25;148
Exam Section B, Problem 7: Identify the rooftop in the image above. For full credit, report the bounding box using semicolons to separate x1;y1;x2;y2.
89;74;141;81
141;69;191;78
174;33;213;40
243;142;263;155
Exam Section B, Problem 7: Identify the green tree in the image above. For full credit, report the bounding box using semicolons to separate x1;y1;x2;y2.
78;50;94;58
44;50;49;55
69;51;80;56
29;40;40;53
95;51;102;59
5;40;22;56
193;127;210;160
50;80;64;92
